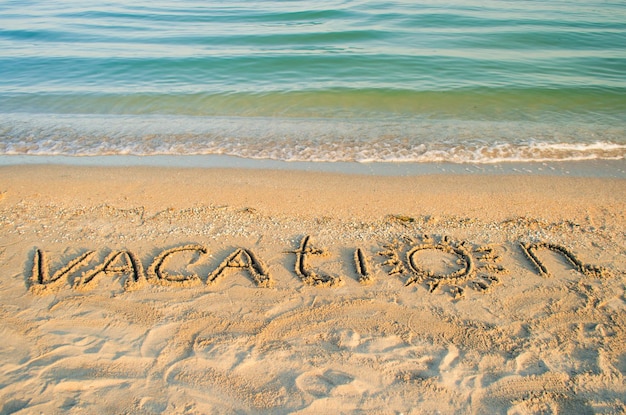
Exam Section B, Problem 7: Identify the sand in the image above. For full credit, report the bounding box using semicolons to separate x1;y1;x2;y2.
0;164;625;414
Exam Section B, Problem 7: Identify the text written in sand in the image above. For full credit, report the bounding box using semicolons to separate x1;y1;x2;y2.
28;235;611;297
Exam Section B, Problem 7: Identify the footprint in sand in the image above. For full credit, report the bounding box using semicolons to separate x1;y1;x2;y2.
295;369;354;398
515;351;548;376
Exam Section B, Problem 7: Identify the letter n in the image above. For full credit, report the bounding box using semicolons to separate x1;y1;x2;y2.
520;242;610;278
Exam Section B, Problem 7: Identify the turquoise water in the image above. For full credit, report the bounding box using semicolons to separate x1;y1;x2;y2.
1;0;625;163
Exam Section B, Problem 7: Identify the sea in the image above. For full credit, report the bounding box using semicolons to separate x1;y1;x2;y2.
0;0;625;173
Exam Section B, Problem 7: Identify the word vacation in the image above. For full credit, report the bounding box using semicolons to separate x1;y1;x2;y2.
29;235;611;297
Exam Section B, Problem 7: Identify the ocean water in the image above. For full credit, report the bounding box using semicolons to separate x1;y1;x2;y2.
0;0;625;164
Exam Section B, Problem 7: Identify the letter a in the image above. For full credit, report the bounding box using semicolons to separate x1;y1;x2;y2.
207;248;273;287
74;250;145;291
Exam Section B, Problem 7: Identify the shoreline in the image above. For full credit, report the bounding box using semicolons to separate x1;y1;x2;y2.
0;154;625;178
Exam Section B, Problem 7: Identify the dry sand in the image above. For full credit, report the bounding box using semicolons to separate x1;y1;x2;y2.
0;164;625;414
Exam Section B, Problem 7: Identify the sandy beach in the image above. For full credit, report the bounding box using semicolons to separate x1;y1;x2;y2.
0;164;625;414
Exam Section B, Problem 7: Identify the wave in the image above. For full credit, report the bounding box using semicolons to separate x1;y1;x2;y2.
1;114;623;164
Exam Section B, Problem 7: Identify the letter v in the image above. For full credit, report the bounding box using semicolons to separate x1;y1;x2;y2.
29;248;96;294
